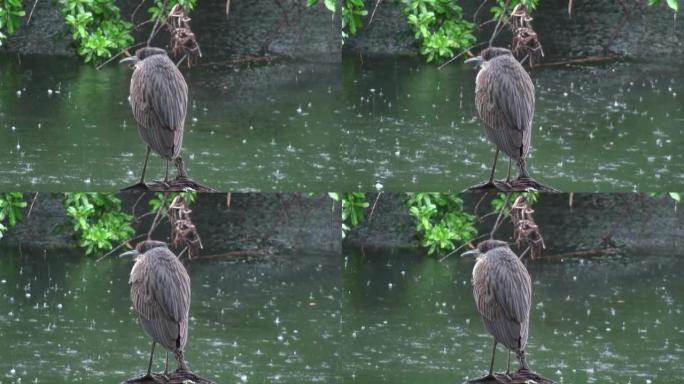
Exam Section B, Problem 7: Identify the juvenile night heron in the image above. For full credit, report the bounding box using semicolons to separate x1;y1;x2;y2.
462;239;532;381
465;47;535;184
120;240;191;379
120;47;188;185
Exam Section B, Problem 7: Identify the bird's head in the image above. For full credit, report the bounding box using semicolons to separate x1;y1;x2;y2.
461;239;509;258
464;47;513;68
119;240;168;259
119;47;167;66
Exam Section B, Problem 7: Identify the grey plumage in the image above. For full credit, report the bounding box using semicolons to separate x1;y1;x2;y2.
120;47;188;183
466;47;535;182
463;239;532;376
121;240;191;376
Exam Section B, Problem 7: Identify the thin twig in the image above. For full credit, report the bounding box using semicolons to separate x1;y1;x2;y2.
147;0;170;46
518;245;531;260
541;247;620;260
147;193;168;239
368;192;382;220
473;192;490;222
490;193;510;239
26;192;38;217
438;41;488;70
489;0;510;47
26;0;39;25
130;192;147;219
96;233;146;262
369;0;383;25
131;0;148;22
95;42;146;70
226;0;230;17
473;0;490;26
439;233;489;262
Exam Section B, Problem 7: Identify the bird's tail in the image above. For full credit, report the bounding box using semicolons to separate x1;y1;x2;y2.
516;350;529;372
174;156;188;179
174;349;189;372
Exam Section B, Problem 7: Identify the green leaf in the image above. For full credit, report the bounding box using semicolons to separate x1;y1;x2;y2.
667;0;679;11
669;192;681;203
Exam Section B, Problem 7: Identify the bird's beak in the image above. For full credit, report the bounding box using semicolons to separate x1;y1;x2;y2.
461;249;480;258
119;56;138;66
464;56;482;66
119;249;140;259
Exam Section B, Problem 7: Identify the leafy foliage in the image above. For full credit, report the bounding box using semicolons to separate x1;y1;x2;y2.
330;192;369;238
401;0;476;62
63;193;134;255
148;191;197;213
58;0;133;62
406;193;477;255
649;0;679;12
490;0;539;20
490;192;539;215
0;0;25;46
307;0;367;39
0;192;27;239
147;0;197;23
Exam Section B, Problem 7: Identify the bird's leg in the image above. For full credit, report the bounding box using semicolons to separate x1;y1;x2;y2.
506;350;512;377
164;352;169;376
488;149;500;185
466;340;498;383
516;158;530;180
516;350;530;372
174;349;188;372
146;341;156;377
139;146;151;185
488;340;497;376
164;160;170;184
505;158;512;184
174;156;188;179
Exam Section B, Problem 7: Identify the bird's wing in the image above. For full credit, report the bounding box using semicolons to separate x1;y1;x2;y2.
490;251;532;324
476;56;535;158
473;252;532;350
129;250;191;323
130;56;187;159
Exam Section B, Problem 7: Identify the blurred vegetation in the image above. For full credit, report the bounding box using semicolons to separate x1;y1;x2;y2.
0;192;27;239
62;193;134;255
311;0;678;63
400;0;475;62
330;192;369;238
490;191;539;215
54;0;196;63
406;193;477;255
0;0;25;46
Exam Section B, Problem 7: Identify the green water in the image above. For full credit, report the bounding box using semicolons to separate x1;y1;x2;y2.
2;245;681;383
2;55;683;191
341;247;684;383
0;56;340;191
0;248;342;383
340;56;684;192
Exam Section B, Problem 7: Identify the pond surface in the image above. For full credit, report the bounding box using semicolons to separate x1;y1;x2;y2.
1;244;682;383
0;247;342;383
340;56;684;192
2;54;683;191
0;56;341;191
341;247;684;383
